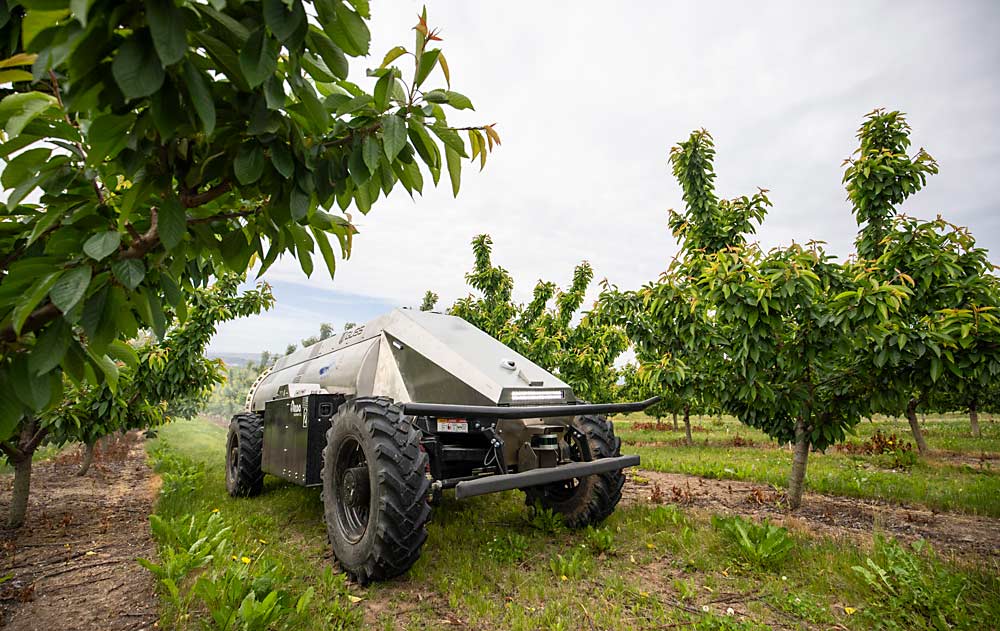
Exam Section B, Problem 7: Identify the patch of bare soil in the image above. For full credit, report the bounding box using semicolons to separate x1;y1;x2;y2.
0;433;158;630
625;469;1000;560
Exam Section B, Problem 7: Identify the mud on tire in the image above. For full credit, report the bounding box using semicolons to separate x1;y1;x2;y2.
226;412;264;497
321;397;431;584
523;414;625;528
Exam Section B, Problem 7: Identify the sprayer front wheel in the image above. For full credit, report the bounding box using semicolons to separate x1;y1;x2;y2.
321;397;431;584
523;413;625;528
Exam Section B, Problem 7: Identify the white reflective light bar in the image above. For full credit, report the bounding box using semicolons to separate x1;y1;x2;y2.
510;389;565;402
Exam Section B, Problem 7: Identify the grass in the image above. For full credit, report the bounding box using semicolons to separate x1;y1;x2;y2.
145;417;1000;630
616;412;1000;517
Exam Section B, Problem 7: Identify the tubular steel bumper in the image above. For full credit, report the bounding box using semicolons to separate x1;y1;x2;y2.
453;455;641;499
401;396;661;419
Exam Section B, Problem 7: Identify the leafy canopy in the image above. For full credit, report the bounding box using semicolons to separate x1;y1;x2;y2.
0;1;498;441
449;235;626;402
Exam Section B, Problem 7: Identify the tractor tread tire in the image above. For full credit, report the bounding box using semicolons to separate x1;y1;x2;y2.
226;412;264;497
524;413;625;528
322;397;430;584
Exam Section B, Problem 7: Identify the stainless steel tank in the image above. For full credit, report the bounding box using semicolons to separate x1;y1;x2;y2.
247;309;575;412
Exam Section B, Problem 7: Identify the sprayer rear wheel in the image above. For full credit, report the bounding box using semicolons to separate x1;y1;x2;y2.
226;412;264;497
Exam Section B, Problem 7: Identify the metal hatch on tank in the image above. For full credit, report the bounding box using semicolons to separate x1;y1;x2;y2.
224;308;657;584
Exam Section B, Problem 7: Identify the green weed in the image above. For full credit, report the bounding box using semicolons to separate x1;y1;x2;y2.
485;532;530;563
549;548;589;580
527;503;565;533
711;514;793;569
583;526;615;555
852;536;990;630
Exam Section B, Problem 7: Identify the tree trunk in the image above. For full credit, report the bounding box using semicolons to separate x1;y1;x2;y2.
672;411;678;431
787;417;810;510
906;398;929;455
76;440;96;476
969;400;981;438
8;454;33;529
683;405;692;446
6;418;43;529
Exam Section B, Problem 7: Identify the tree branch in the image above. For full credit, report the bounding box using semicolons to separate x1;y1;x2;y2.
0;303;61;343
186;208;257;226
26;425;49;452
180;180;232;208
120;207;159;260
0;440;24;461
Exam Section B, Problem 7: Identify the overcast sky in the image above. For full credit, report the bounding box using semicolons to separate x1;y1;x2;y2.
209;0;1000;355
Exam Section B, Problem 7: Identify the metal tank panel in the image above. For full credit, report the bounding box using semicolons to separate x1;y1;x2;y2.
248;308;574;411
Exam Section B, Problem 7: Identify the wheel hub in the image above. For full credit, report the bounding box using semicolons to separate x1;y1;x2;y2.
342;465;370;507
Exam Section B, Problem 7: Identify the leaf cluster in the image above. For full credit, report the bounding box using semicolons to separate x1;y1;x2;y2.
0;2;497;443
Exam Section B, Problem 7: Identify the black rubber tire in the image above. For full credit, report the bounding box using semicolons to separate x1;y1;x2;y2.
226;412;264;497
321;397;431;584
523;414;625;528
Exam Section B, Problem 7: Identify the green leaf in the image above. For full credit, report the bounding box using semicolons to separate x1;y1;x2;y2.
146;0;187;66
88;351;119;392
445;145;461;198
443;90;473;110
112;31;166;100
158;195;186;251
83;231;121;261
70;0;94;26
112;259;145;290
430;123;467;157
379;45;406;68
416;49;440;87
300;52;336;83
306;27;348;80
310;225;338;280
86;113;136;165
1;147;50;189
325;1;370;57
21;9;68;47
0;91;56;138
373;71;393;109
11;272;61;335
362;135;381;174
0;69;34;83
270;142;294;178
239;28;279;88
107;339;139;369
49;265;92;313
182;60;215;136
381;115;406;161
234;143;265;184
28;318;71;375
10;355;58;410
263;0;306;43
289;187;309;220
289;76;330;131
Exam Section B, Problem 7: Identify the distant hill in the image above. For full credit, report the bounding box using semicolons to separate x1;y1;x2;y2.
206;352;262;366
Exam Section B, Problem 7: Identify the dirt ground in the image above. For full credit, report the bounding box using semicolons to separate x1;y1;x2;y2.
624;469;1000;560
0;434;158;630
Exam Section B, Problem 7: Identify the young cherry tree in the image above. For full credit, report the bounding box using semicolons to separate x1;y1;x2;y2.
43;276;272;484
449;234;627;403
0;2;497;527
845;109;1000;449
602;125;909;508
419;290;439;311
599;129;769;444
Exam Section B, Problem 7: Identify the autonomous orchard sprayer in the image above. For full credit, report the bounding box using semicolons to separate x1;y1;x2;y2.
226;308;656;583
